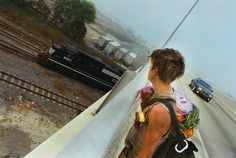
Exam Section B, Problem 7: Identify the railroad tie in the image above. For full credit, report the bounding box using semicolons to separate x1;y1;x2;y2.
52;94;56;103
4;74;8;80
47;92;51;97
35;87;39;93
23;82;27;88
10;77;15;83
17;80;22;87
42;90;45;95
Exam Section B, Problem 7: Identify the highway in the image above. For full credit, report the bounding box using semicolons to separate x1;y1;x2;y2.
174;71;236;158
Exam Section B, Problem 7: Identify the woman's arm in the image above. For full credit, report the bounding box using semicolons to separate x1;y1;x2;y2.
136;104;171;158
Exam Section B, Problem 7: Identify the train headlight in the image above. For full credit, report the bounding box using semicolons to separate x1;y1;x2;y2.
209;95;212;98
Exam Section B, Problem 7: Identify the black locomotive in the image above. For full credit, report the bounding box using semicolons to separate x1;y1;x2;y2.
37;43;125;91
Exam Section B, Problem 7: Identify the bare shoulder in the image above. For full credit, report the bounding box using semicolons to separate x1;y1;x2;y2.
148;103;171;128
149;103;170;117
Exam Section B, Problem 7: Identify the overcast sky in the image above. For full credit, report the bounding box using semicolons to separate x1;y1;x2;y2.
90;0;236;99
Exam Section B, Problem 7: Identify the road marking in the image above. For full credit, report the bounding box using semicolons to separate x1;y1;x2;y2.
196;130;210;158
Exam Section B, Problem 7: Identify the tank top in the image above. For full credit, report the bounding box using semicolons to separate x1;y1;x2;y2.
123;93;176;158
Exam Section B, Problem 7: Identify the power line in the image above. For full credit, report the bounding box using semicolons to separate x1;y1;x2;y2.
162;0;200;48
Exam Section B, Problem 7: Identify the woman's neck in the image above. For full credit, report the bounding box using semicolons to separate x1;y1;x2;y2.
152;82;173;95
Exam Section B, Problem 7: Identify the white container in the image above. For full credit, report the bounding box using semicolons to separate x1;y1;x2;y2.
103;41;121;55
123;52;137;66
114;48;128;61
95;36;113;50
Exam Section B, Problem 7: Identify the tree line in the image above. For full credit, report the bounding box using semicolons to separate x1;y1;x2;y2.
10;0;96;42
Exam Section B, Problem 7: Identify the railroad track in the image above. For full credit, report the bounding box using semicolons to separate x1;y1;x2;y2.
0;39;38;62
0;28;42;53
0;70;87;113
0;20;47;51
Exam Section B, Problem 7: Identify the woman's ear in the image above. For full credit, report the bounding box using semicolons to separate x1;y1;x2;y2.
152;68;158;75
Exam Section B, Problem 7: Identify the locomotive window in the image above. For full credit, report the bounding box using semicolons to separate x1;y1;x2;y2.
49;47;55;54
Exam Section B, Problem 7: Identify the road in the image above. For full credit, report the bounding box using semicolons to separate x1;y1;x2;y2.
174;71;236;158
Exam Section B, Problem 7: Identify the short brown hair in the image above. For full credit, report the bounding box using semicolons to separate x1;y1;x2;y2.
150;48;185;84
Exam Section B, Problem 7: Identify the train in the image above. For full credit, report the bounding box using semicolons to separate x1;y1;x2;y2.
37;43;125;92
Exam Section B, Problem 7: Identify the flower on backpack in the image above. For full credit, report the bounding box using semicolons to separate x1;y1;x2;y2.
140;85;155;102
177;106;200;138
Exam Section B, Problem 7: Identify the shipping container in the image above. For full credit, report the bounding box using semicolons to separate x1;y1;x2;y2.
95;36;113;50
122;52;137;66
103;41;121;56
114;47;128;61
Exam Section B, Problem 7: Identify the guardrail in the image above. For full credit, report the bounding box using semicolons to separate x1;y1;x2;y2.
24;65;149;158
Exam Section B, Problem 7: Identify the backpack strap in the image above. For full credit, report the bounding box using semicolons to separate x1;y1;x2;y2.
145;98;187;150
143;98;176;119
143;98;175;122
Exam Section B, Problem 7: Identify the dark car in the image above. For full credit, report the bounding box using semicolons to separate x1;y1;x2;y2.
189;78;213;102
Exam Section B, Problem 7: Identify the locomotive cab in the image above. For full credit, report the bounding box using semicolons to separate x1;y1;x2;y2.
49;44;62;55
49;44;78;67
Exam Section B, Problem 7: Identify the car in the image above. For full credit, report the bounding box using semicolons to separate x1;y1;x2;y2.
189;78;213;102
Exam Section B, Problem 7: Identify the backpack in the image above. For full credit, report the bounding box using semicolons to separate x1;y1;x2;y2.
140;86;200;139
145;98;198;158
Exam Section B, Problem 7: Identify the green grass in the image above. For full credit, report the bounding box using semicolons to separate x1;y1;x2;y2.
0;1;77;45
0;0;125;70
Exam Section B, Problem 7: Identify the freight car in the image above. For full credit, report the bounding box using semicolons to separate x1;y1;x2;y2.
37;43;125;91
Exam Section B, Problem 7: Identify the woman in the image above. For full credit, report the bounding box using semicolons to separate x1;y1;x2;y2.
119;48;185;158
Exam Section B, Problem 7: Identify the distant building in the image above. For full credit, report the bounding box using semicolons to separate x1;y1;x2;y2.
122;52;137;66
103;41;121;56
95;36;113;50
114;48;128;61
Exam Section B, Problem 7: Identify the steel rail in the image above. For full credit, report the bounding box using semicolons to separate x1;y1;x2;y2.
0;70;87;113
0;20;47;50
0;28;42;52
0;39;38;62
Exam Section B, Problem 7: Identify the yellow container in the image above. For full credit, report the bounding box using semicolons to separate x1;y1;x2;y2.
136;112;145;123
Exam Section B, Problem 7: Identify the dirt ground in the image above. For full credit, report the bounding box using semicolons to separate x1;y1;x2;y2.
0;2;106;158
0;84;79;157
